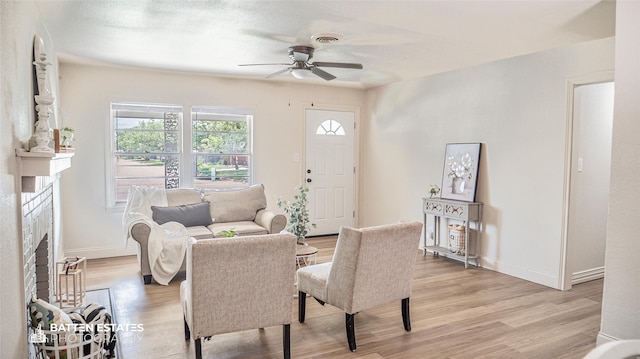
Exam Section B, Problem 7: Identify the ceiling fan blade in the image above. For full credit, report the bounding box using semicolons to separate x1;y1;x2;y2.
265;67;291;78
311;67;336;81
239;62;292;67
312;61;363;69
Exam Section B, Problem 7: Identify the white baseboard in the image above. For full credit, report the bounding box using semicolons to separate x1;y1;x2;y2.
64;246;137;259
480;256;560;289
597;331;621;346
572;266;605;285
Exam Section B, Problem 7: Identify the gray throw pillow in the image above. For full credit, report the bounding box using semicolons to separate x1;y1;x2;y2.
151;202;213;227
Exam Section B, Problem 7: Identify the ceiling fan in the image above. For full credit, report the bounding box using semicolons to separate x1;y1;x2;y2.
239;45;363;81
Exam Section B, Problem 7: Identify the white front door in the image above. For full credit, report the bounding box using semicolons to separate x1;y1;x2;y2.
305;109;355;236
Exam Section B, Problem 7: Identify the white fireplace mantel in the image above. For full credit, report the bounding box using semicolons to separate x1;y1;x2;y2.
16;149;74;192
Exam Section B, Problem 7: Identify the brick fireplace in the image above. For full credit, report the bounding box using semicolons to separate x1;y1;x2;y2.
18;149;73;305
22;178;55;303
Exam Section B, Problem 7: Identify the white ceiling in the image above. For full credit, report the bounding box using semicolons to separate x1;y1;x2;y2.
34;0;615;89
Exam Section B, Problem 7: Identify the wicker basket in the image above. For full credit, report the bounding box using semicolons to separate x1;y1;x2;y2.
33;327;106;359
448;224;466;255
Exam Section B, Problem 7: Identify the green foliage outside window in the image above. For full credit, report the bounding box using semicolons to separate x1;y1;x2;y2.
116;120;178;154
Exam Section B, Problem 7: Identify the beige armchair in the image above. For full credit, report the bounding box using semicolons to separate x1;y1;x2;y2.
180;233;296;359
296;222;423;352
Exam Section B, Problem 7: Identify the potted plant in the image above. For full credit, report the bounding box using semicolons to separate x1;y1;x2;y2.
428;184;441;198
59;127;75;147
277;185;316;243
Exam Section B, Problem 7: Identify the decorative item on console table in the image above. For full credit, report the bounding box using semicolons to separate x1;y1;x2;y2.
428;184;440;198
422;197;483;268
441;143;481;202
277;185;316;243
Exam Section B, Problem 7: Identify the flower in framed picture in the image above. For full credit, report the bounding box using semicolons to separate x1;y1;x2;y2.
441;143;481;202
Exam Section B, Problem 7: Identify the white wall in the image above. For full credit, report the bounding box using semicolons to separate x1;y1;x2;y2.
598;1;640;344
0;2;61;357
362;37;614;288
58;64;364;258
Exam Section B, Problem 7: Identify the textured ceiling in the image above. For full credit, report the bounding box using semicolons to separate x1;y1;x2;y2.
35;0;616;88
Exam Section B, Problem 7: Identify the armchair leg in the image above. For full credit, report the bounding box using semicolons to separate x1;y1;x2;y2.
298;292;306;323
346;313;357;352
184;317;190;340
143;275;152;285
195;338;202;359
283;324;291;359
402;297;411;332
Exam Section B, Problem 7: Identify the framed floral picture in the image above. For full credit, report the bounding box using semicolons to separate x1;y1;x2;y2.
441;143;482;202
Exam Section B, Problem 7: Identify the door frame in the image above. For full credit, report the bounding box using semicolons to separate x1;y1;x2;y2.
303;104;361;231
559;70;614;291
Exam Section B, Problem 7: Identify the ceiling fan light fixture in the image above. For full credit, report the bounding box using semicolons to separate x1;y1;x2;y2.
291;68;313;79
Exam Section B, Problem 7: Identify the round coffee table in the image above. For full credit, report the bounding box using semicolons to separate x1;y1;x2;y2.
296;244;318;268
295;244;318;294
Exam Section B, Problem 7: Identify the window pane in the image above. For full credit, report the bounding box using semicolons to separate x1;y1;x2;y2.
114;155;179;179
193;155;250;190
114;156;167;178
115;129;180;153
114;117;165;130
115;178;165;203
316;119;345;136
112;102;182;204
192;120;249;153
192;107;252;190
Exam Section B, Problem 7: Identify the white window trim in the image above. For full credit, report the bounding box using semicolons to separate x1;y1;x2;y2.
105;103;254;209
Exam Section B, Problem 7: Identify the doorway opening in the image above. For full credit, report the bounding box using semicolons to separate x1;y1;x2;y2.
561;76;614;290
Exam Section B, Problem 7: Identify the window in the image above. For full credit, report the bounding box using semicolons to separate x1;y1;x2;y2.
109;103;252;206
192;106;252;190
316;119;345;135
111;103;183;204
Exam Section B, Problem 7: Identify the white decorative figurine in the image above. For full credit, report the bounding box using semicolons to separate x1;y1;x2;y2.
29;35;55;153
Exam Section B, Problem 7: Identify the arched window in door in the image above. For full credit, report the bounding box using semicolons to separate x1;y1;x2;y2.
316;119;345;136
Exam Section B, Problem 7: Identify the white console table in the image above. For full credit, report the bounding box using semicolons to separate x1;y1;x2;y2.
422;197;483;268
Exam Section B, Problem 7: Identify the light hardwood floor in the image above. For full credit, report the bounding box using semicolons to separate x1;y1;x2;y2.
85;236;602;359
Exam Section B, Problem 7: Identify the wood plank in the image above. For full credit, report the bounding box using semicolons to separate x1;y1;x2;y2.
84;235;602;358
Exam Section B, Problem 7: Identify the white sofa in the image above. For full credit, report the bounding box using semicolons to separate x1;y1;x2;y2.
128;184;287;284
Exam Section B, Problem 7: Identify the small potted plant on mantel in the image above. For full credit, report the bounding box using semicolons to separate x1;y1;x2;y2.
59;127;75;152
277;185;316;244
